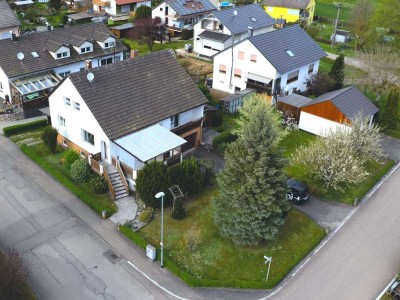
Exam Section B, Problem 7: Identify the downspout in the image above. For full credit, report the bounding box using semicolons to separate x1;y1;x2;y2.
229;34;234;90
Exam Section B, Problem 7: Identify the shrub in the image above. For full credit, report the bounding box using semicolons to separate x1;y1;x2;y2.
212;131;237;151
172;196;186;220
206;110;223;127
70;159;91;183
181;29;193;40
3;119;47;137
169;158;202;195
184;227;202;251
41;126;58;153
63;149;80;168
197;84;213;102
139;209;153;223
135;5;152;19
91;175;108;194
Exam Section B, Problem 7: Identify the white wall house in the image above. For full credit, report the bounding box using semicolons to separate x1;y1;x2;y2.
152;0;216;35
212;25;327;103
92;0;150;17
49;50;208;180
193;4;275;58
0;23;127;111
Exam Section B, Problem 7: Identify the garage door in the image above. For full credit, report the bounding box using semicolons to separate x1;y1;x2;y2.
181;133;197;152
299;111;349;136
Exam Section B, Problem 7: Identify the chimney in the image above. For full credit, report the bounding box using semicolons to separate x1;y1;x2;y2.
46;22;51;31
10;31;16;41
85;59;92;70
130;49;139;59
247;26;254;38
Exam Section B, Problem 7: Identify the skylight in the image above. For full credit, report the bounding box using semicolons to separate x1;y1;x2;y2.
286;50;294;57
250;17;256;22
31;51;39;58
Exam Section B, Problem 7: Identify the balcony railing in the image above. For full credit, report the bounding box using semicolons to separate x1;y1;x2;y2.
165;153;182;166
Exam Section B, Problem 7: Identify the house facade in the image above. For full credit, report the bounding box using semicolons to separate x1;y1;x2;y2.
92;0;151;17
262;0;315;25
193;4;275;58
49;50;207;182
0;23;126;112
0;0;20;40
212;25;326;102
152;0;217;36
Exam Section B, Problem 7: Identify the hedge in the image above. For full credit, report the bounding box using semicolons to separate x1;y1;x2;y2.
212;131;237;149
3;119;47;137
20;144;116;217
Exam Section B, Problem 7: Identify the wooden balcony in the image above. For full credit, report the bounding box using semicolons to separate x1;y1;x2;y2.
165;153;182;167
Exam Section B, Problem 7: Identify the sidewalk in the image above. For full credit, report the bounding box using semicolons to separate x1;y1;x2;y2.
0;115;46;133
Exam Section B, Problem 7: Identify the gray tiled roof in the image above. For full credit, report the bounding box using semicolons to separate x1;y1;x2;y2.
279;93;312;107
249;25;327;74
198;30;231;42
262;0;311;10
304;86;379;117
0;22;126;78
212;4;275;35
166;0;216;17
68;50;208;140
0;0;20;29
221;88;255;102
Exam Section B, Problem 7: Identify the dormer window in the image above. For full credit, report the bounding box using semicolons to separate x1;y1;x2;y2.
81;46;91;54
104;41;114;48
56;51;69;59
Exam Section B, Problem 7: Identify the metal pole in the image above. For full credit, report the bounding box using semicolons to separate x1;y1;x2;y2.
266;258;271;282
331;3;342;49
160;195;164;268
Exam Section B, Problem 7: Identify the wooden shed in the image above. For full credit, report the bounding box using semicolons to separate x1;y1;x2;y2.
299;86;379;136
109;23;135;39
220;88;256;113
277;93;313;122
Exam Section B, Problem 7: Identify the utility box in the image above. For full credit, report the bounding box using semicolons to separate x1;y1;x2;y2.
146;244;156;261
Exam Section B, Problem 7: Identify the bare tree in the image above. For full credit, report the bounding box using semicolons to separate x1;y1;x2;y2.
351;0;374;50
128;17;165;52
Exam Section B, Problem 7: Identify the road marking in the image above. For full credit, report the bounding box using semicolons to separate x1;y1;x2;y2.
376;275;397;300
259;161;400;300
127;261;190;300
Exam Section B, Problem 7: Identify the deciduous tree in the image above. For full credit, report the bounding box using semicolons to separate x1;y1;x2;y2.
129;17;166;52
213;95;291;246
351;0;374;50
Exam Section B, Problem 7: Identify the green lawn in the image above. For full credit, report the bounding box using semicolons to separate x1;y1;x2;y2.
122;39;191;55
280;130;316;158
132;187;325;288
319;57;334;74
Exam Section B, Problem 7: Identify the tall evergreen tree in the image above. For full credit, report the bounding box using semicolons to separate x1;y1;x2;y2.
213;95;292;246
384;87;400;130
329;54;345;89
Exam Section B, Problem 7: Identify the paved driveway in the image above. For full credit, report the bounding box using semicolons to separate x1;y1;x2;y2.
382;135;400;161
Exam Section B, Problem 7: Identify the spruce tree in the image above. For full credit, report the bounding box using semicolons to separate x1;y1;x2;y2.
384;87;400;130
329;54;345;89
213;95;292;246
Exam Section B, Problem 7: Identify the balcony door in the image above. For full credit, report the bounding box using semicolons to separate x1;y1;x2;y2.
101;141;108;161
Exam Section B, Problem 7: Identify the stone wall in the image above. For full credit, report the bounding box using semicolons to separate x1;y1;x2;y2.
0;110;24;121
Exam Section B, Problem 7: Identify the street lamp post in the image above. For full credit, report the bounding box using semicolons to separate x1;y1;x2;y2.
264;256;272;283
331;3;342;49
155;192;165;268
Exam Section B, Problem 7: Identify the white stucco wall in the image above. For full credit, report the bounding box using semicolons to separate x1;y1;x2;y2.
298;111;350;136
0;67;11;99
152;2;173;24
0;26;20;39
49;78;111;162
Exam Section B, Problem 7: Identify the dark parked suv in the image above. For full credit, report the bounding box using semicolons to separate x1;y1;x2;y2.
286;179;310;203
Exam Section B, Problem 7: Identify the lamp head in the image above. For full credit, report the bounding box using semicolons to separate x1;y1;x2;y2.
155;192;165;199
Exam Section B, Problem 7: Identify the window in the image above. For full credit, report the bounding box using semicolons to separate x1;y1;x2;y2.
0;82;2;91
100;57;113;66
104;41;115;48
64;97;71;106
250;54;257;62
219;64;227;74
238;51;244;60
59;71;71;78
235;86;240;92
204;45;211;49
56;51;69;59
308;63;314;74
170;115;179;128
83;129;94;145
287;70;299;84
58;115;65;127
288;9;298;15
160;7;163;11
81;46;91;53
31;52;39;58
74;102;80;111
62;140;68;147
234;68;242;78
80;150;86;158
286;49;294;57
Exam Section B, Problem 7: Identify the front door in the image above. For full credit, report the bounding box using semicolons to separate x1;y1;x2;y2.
101;141;108;161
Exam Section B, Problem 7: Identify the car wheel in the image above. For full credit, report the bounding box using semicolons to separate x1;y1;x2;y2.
286;193;293;201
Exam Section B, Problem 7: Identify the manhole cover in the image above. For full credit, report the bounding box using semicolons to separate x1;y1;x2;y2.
103;250;121;264
110;253;118;260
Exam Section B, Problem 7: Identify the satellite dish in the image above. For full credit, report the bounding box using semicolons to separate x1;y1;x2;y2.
87;72;94;82
17;52;24;61
233;10;237;16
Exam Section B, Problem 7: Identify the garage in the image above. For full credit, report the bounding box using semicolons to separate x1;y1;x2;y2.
298;86;379;136
181;132;197;152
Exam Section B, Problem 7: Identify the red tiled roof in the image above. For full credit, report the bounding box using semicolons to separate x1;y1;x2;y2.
115;0;142;4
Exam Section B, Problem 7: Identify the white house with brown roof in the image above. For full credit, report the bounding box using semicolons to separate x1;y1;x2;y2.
0;22;126;112
49;50;207;185
0;0;20;40
92;0;151;17
212;25;326;102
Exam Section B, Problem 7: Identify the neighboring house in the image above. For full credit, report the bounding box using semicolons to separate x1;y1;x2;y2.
49;50;207;184
212;25;326;102
331;29;350;44
152;0;217;36
193;4;275;58
93;0;151;17
298;86;379;136
262;0;315;25
0;23;126;111
0;0;20;40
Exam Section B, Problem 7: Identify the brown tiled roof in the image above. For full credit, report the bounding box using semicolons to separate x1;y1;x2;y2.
68;50;208;140
0;22;126;78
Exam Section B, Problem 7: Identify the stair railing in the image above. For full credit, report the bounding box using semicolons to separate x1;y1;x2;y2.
103;165;116;200
116;160;129;194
